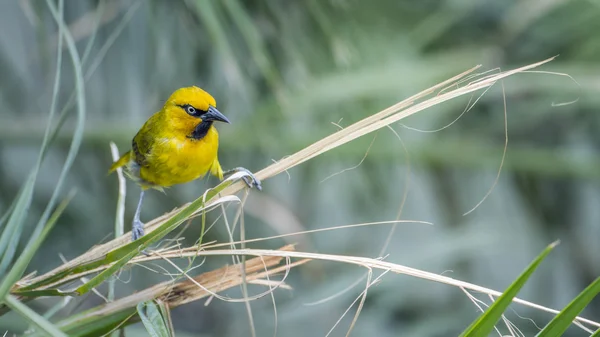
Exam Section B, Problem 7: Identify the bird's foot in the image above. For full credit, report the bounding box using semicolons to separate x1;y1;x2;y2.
224;167;262;191
131;219;150;255
132;218;145;241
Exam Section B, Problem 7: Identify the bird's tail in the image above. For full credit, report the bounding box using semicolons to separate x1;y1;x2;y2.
109;151;131;174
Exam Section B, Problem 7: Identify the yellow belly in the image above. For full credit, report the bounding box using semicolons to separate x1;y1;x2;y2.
138;128;220;188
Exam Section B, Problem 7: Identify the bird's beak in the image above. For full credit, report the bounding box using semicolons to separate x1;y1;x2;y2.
203;106;230;124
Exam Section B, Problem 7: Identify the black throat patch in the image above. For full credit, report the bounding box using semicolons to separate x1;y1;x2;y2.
189;121;213;140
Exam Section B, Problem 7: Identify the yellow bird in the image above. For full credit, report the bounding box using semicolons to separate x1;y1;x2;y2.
109;86;261;240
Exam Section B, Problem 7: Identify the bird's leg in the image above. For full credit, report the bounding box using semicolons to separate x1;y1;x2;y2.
132;190;145;240
223;167;262;191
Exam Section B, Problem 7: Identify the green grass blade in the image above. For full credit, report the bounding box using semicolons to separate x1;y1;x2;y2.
73;249;140;296
0;197;17;231
32;0;86;256
156;300;175;337
47;2;140;151
459;241;559;337
0;175;37;277
188;0;243;85
0;0;65;278
72;179;234;295
222;0;280;89
0;192;74;298
80;0;105;67
0;0;84;300
0;0;65;271
15;177;235;296
537;276;600;337
0;214;25;276
0;198;19;275
43;246;287;336
137;301;171;337
26;308;137;337
4;295;67;337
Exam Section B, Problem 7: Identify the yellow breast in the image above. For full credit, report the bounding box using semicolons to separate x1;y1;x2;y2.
139;126;220;188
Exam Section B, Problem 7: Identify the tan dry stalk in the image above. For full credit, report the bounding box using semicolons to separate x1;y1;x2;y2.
58;245;308;324
165;246;600;329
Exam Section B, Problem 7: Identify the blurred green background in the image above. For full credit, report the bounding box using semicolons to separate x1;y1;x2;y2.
1;0;600;336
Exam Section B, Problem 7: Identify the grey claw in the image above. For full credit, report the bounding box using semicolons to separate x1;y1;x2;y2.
242;175;262;191
132;220;150;255
225;167;262;191
132;219;145;241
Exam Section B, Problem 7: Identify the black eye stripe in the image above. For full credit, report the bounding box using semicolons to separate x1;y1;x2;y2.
179;104;206;117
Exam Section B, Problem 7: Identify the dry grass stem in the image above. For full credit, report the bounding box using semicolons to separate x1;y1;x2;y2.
60;245;308;325
164;247;599;329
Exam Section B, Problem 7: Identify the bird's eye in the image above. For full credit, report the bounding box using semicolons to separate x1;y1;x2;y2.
186;106;196;115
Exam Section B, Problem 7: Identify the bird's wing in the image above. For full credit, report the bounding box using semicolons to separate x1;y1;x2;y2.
132;112;161;167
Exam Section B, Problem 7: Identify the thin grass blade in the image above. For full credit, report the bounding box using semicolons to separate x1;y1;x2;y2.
137;301;171;337
0;192;74;299
0;0;65;278
536;276;600;337
14;176;236;296
0;197;17;232
4;295;66;337
156;300;175;337
36;248;297;336
459;241;559;337
0;0;85;300
71;179;235;295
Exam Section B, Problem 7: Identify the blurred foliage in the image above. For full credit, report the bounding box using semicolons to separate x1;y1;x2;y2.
1;0;600;336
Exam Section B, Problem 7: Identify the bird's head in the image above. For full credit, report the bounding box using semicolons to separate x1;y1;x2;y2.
164;86;230;124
